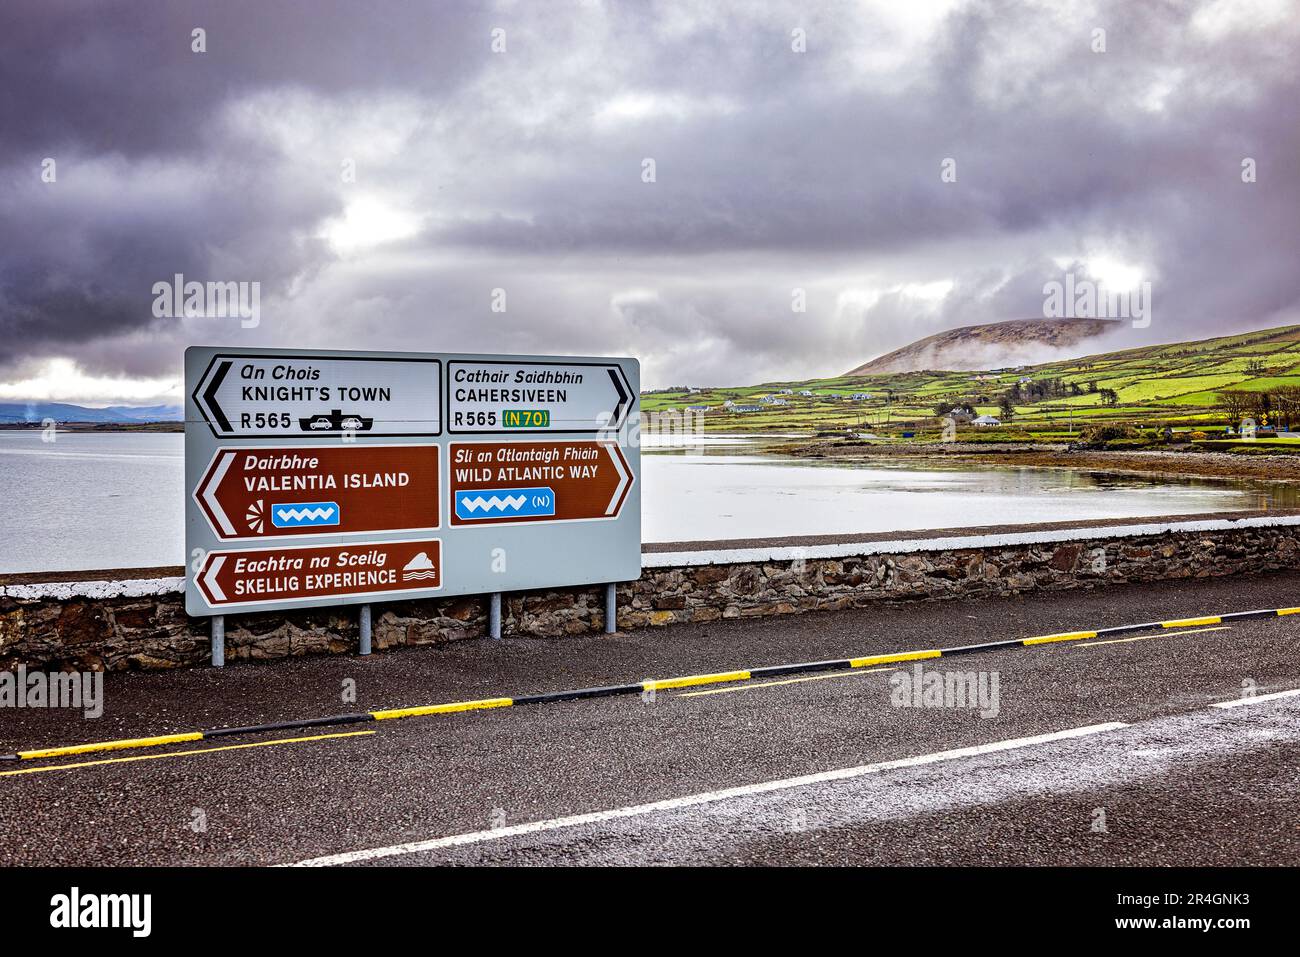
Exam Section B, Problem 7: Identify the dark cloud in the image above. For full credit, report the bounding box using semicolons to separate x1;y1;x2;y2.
1;0;1298;394
0;0;492;162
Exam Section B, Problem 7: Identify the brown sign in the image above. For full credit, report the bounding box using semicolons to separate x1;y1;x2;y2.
449;440;633;526
194;444;439;540
195;539;442;608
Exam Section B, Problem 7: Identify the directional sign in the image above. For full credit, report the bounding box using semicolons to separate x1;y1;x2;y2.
449;441;632;526
186;347;639;616
447;360;632;433
194;444;440;541
191;352;441;438
194;539;442;609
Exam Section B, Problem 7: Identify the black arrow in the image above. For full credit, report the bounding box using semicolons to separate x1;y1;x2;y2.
605;367;629;429
202;359;233;434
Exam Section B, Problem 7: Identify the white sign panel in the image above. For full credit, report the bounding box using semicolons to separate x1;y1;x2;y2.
447;360;633;433
191;352;441;438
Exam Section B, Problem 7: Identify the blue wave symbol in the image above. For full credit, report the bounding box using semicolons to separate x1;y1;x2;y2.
271;501;340;528
456;487;555;520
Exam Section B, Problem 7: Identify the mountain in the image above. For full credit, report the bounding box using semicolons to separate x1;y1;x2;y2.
846;318;1122;375
0;402;182;424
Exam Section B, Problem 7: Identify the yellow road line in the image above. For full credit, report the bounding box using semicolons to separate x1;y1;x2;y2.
1023;630;1097;646
849;649;940;668
18;731;204;761
643;670;750;691
371;698;512;720
1076;625;1230;648
7;604;1292;765
0;730;375;777
676;667;892;698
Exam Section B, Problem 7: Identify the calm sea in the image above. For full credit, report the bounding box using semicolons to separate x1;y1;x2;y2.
0;431;1293;574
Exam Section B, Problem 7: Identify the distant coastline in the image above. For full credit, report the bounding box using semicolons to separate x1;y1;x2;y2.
0;422;182;433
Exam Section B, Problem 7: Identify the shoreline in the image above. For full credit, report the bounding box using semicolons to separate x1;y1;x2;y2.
779;439;1300;484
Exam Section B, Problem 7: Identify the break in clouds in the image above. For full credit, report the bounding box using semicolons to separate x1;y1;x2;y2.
2;0;1299;403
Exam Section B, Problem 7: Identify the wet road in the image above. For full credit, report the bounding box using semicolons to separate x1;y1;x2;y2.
2;570;1299;866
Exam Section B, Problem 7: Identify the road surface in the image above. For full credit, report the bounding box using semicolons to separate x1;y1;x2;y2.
2;569;1299;866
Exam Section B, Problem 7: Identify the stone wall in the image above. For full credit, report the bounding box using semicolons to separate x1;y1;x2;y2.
2;521;1298;671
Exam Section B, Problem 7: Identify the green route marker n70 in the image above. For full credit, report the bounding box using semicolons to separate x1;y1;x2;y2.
185;346;640;619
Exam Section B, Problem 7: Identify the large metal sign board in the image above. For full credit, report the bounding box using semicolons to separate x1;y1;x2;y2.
185;346;640;617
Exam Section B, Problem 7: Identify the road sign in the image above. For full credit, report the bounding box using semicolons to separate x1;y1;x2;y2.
194;444;440;540
449;440;632;526
447;359;632;433
194;539;442;609
191;352;441;438
186;346;640;617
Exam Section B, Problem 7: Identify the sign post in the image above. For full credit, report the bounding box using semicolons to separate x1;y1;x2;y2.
185;347;640;663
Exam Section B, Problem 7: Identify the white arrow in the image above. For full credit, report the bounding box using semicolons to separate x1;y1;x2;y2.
198;450;239;537
201;555;227;604
603;443;630;515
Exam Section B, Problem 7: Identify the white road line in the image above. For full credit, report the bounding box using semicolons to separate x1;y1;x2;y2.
1210;687;1300;709
1076;625;1230;648
285;721;1129;867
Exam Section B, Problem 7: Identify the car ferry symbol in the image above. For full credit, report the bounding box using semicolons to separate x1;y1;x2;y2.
298;409;374;432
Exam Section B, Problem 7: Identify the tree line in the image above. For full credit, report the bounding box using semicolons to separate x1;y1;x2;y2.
1215;387;1300;429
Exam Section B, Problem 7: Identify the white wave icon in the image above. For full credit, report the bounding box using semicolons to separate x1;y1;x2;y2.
401;551;438;582
274;505;337;523
459;494;527;514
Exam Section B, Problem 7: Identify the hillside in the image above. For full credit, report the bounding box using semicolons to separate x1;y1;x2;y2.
846;318;1121;375
0;402;182;424
644;323;1300;437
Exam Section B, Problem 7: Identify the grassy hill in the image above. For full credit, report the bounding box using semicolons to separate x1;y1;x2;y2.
642;323;1300;441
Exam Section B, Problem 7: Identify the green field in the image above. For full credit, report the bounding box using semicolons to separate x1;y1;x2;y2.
642;323;1300;442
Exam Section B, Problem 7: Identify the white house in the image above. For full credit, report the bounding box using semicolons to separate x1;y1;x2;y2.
972;415;1001;427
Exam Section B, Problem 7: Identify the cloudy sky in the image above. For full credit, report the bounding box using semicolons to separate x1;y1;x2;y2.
2;0;1298;404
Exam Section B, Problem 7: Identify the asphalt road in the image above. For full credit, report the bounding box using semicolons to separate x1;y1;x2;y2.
3;569;1300;866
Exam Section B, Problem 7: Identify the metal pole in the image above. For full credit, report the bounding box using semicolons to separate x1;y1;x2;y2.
605;583;617;634
211;615;225;668
359;604;372;656
489;592;502;640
